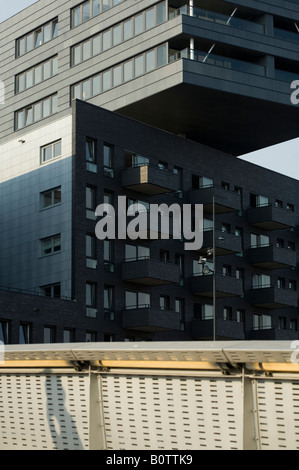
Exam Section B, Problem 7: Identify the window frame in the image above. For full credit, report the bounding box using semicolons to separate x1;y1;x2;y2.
16;18;58;58
40;139;62;165
40;234;62;257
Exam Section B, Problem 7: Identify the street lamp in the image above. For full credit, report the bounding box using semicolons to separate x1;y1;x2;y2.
198;196;217;341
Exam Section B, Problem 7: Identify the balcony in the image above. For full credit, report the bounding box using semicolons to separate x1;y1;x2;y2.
247;205;295;230
199;229;242;256
123;307;181;332
190;187;241;214
247;245;297;269
122;165;179;195
249;328;299;341
122;259;180;286
249;287;298;309
191;318;245;340
170;5;264;35
191;274;243;298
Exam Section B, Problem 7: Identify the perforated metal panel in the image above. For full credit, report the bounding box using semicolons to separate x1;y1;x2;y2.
0;373;89;450
254;378;299;450
101;373;243;450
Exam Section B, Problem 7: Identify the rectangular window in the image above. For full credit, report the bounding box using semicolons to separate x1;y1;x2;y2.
71;43;167;98
160;295;170;311
93;0;101;16
83;40;92;61
19;324;31;344
290;319;298;331
103;30;112;51
125;291;150;309
253;314;272;330
145;7;155;30
125;244;150;261
202;304;213;320
124;60;133;82
86;186;96;210
64;329;74;343
86;282;97;307
104;286;114;320
124;18;133;40
113;24;122;45
86;233;96;259
44;326;55;343
16;94;58;130
287;203;295;212
250;193;269;208
86;138;96;162
41;283;61;299
252;274;271;289
40;234;61;256
16;18;58;57
175;298;185;331
250;233;270;248
41;140;61;164
135;55;144;77
223;307;233;321
0;321;9;344
41;187;61;209
237;309;245;323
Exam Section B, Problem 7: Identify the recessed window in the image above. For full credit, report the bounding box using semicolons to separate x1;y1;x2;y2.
0;321;9;344
160;295;170;311
125;291;150;310
41;140;61;164
86;186;96;210
44;326;56;343
250;193;269;208
16;18;58;57
40;234;61;256
104;144;114;177
71;44;167;101
236;309;245;323
125;244;150;261
16;56;59;94
63;329;74;343
250;233;270;248
16;94;58;130
287;203;295;212
86;138;96;162
41;187;61;209
41;283;61;299
86;282;97;308
252;273;271;289
223;307;233;321
253;314;272;330
71;0;126;29
19;324;31;344
104;286;114;320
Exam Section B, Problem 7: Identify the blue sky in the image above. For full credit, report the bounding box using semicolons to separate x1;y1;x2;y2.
1;0;298;179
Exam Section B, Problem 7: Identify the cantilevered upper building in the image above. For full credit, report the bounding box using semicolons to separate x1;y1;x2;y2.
0;0;299;345
1;0;299;153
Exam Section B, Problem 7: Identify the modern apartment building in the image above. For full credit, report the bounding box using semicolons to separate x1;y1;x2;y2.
0;0;298;344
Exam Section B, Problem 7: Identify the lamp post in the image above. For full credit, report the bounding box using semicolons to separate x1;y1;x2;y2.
198;196;218;340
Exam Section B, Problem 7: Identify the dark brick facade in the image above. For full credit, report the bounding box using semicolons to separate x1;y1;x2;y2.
1;101;298;344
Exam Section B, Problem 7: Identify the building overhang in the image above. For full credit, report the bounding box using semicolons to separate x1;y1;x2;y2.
103;59;299;156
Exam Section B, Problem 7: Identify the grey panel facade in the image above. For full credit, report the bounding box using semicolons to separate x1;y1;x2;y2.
0;0;299;153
